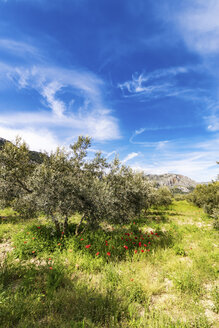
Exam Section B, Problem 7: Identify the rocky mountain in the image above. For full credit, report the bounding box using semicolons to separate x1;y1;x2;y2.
146;173;198;193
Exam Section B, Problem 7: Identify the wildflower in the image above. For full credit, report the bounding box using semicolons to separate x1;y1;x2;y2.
48;258;52;260
121;237;123;240
24;241;27;244
57;243;61;246
37;226;41;229
147;249;150;252
134;250;137;254
107;252;111;256
135;237;138;239
85;244;91;248
49;267;53;270
150;231;154;235
141;249;144;253
144;244;147;247
32;251;35;254
61;231;64;235
130;278;134;281
133;222;135;225
138;242;142;247
69;249;73;252
148;242;151;244
80;238;84;241
126;239;128;241
96;252;100;256
124;245;128;250
27;232;29;235
133;242;136;245
32;237;35;240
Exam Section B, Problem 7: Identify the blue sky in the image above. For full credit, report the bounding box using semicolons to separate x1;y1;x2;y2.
0;0;218;181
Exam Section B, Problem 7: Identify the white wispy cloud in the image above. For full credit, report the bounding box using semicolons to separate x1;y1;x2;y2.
0;126;59;152
0;39;41;58
175;0;219;55
0;56;121;147
131;136;219;182
118;66;202;100
129;125;195;146
122;152;140;163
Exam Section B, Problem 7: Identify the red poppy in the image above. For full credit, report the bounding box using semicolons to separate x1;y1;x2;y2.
57;243;61;246
124;245;128;250
37;226;41;229
24;241;27;244
134;250;137;254
135;237;138;239
148;242;151;244
49;257;52;260
61;231;64;235
107;252;111;256
85;245;91;248
133;242;136;245
138;242;142;247
133;222;135;224
144;244;147;247
130;278;134;281
141;249;144;253
49;267;53;270
80;238;84;241
96;252;100;256
32;251;35;254
150;231;154;235
121;237;123;240
32;237;35;240
147;249;150;251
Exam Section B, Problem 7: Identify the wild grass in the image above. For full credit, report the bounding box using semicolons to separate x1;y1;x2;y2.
0;200;218;327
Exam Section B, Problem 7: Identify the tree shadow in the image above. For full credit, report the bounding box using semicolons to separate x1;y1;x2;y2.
0;214;22;224
0;259;129;328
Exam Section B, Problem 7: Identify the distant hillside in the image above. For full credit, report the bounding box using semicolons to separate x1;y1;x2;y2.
146;173;198;193
0;137;43;164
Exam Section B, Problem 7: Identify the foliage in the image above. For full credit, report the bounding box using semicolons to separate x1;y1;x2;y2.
0;137;38;218
0;201;218;327
0;136;155;233
153;186;173;208
189;180;219;229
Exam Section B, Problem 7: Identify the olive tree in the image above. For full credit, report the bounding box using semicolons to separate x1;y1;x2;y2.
0;137;38;217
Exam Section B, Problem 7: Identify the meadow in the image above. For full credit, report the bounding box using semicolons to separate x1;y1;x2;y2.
0;200;218;328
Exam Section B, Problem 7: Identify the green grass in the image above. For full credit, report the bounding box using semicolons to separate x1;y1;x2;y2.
0;200;218;327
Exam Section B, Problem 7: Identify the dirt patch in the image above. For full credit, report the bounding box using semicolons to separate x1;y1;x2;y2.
0;240;13;262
